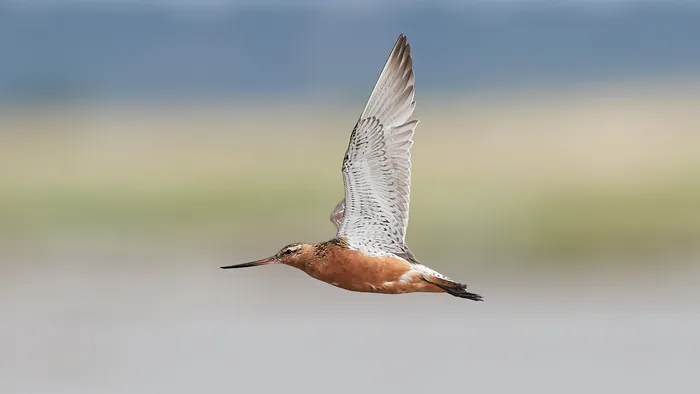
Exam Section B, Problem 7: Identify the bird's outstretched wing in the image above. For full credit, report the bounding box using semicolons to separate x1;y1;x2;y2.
333;34;418;256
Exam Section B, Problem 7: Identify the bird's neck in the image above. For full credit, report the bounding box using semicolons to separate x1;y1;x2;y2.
286;240;341;272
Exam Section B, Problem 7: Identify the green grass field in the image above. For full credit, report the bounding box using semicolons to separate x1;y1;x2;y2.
2;85;700;264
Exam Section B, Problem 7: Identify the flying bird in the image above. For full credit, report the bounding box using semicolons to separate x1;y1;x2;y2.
222;34;482;301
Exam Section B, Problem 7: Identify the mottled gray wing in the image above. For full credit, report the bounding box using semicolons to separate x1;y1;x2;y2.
335;34;418;256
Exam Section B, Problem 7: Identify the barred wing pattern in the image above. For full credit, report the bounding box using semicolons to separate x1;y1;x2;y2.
334;34;418;256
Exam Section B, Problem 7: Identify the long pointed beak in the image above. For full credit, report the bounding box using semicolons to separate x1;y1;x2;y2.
220;256;278;269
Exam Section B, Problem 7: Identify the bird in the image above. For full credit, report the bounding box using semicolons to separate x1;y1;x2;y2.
221;34;483;301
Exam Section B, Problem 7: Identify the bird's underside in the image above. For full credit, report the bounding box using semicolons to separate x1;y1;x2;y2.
305;240;483;301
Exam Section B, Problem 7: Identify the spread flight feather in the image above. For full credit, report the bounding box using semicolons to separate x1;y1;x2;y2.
331;34;418;259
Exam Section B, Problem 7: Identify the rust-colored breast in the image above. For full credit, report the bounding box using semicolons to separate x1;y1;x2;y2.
302;242;444;294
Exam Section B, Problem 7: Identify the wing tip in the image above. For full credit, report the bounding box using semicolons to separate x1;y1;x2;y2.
397;33;407;44
391;33;411;64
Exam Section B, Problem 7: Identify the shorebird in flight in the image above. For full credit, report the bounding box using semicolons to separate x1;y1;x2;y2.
222;34;482;301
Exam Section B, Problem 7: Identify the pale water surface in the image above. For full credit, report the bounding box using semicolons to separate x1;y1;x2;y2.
1;255;698;394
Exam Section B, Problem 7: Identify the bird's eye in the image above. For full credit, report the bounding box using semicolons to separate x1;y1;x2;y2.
283;248;293;255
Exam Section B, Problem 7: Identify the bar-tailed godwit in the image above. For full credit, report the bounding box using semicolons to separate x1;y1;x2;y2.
222;34;482;301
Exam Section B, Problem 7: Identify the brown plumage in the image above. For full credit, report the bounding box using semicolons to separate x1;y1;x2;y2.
284;240;442;294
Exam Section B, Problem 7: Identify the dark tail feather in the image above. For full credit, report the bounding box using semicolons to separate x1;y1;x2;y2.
426;277;484;301
440;285;484;301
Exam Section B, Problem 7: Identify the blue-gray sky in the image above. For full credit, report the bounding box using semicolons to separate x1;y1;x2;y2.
2;1;699;101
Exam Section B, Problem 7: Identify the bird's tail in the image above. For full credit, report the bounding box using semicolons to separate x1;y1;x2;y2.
423;275;483;301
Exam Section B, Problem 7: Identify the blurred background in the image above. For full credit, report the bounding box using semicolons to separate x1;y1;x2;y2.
1;1;699;393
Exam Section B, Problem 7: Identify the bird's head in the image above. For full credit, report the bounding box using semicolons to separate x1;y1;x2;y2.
220;243;314;270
